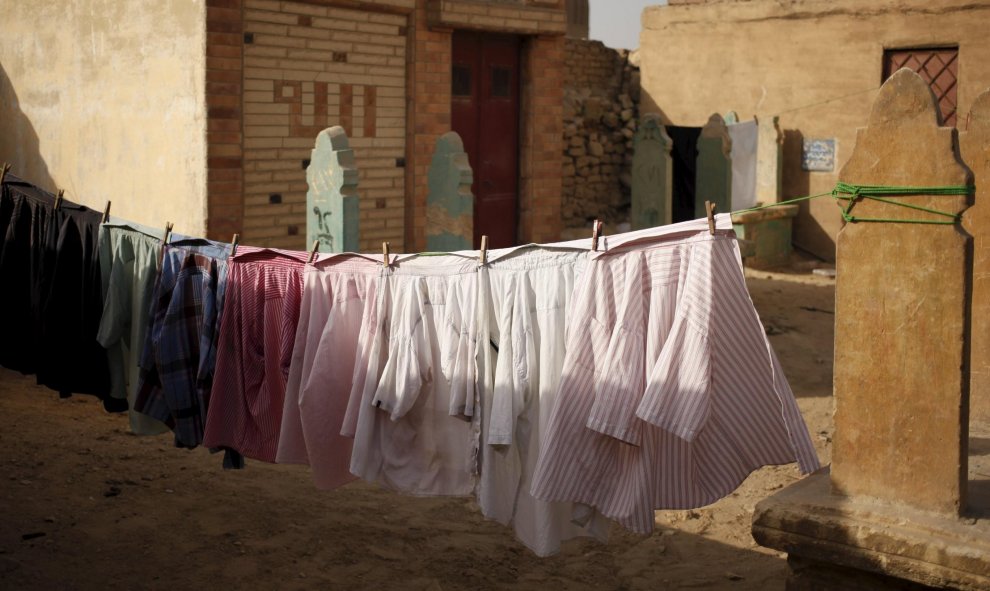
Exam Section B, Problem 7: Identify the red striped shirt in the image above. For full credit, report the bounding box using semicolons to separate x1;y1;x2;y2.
531;231;820;534
202;248;308;462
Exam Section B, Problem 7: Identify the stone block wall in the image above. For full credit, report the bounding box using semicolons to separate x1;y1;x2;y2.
561;38;639;230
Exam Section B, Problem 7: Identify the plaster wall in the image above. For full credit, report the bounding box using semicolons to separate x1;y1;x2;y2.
640;0;990;260
0;0;208;236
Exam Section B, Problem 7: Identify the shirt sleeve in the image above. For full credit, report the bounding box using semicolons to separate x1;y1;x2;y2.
486;280;517;446
635;309;712;442
585;254;647;445
96;244;135;349
635;239;715;442
372;278;433;421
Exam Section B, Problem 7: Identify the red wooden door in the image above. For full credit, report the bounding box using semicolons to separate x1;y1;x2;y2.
451;31;520;248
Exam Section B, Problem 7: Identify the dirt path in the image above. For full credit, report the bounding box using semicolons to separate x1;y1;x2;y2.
0;271;837;591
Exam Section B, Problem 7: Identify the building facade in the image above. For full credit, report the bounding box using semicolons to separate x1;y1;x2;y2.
1;0;568;252
638;0;990;260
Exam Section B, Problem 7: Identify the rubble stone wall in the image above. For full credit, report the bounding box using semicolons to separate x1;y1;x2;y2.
562;38;639;230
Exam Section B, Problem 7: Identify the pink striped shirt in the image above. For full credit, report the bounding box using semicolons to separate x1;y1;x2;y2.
276;255;380;489
202;248;307;462
531;222;820;534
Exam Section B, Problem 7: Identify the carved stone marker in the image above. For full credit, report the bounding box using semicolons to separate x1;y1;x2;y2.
830;69;972;514
753;69;989;591
426;131;473;251
755;115;783;205
306;126;359;253
694;113;731;219
961;89;990;424
631;113;672;229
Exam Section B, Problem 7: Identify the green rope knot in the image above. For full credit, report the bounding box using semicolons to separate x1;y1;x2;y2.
831;182;972;225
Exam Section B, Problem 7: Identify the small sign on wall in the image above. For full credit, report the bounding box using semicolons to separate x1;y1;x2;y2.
802;138;836;172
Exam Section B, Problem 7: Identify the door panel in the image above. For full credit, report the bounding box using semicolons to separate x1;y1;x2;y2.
452;31;520;248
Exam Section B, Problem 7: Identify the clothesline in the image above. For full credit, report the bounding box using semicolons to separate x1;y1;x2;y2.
731;182;973;225
0;169;820;558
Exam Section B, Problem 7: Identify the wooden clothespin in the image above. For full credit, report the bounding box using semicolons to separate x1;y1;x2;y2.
231;233;239;257
54;189;65;210
382;242;390;267
162;222;174;244
0;162;10;185
101;201;112;224
753;114;759;125
591;219;603;251
479;235;488;265
307;239;320;264
705;201;716;235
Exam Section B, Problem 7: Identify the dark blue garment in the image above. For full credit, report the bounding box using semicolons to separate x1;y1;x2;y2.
135;240;231;449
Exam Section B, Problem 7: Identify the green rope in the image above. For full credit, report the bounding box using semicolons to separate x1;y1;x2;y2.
730;182;972;225
733;191;833;214
831;182;971;224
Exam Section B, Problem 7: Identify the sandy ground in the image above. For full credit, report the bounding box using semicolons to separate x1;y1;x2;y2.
0;269;840;590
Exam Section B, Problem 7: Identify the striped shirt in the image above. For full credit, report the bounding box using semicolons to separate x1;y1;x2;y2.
531;220;820;534
202;248;307;462
276;254;380;490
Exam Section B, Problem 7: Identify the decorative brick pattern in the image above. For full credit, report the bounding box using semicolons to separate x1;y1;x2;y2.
206;0;565;252
239;0;409;250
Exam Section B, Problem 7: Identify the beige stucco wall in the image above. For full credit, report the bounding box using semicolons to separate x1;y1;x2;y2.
0;0;207;236
640;0;990;260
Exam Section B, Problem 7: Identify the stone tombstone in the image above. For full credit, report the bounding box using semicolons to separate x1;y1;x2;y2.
631;113;672;229
755;115;783;204
694;113;732;219
426;131;474;251
831;69;973;515
306;126;359;253
961;89;990;425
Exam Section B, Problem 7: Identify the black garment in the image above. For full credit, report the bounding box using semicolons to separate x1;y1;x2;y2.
0;174;114;404
36;201;112;399
0;175;56;376
667;126;702;224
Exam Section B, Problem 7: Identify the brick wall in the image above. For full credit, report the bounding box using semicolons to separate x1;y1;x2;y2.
205;0;565;253
237;0;408;251
206;0;245;242
404;0;450;252
405;0;565;251
519;34;564;244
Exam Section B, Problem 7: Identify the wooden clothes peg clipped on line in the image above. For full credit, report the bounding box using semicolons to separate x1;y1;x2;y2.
591;219;603;251
162;222;174;245
479;235;488;265
231;233;239;257
382;242;390;266
308;239;320;264
54;189;65;210
705;201;716;235
0;162;10;185
101;201;112;224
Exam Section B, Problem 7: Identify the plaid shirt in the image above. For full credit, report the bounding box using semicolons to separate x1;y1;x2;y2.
134;240;232;448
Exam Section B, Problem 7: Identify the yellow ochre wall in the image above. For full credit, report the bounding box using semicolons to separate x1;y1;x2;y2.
0;0;208;236
639;0;990;260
